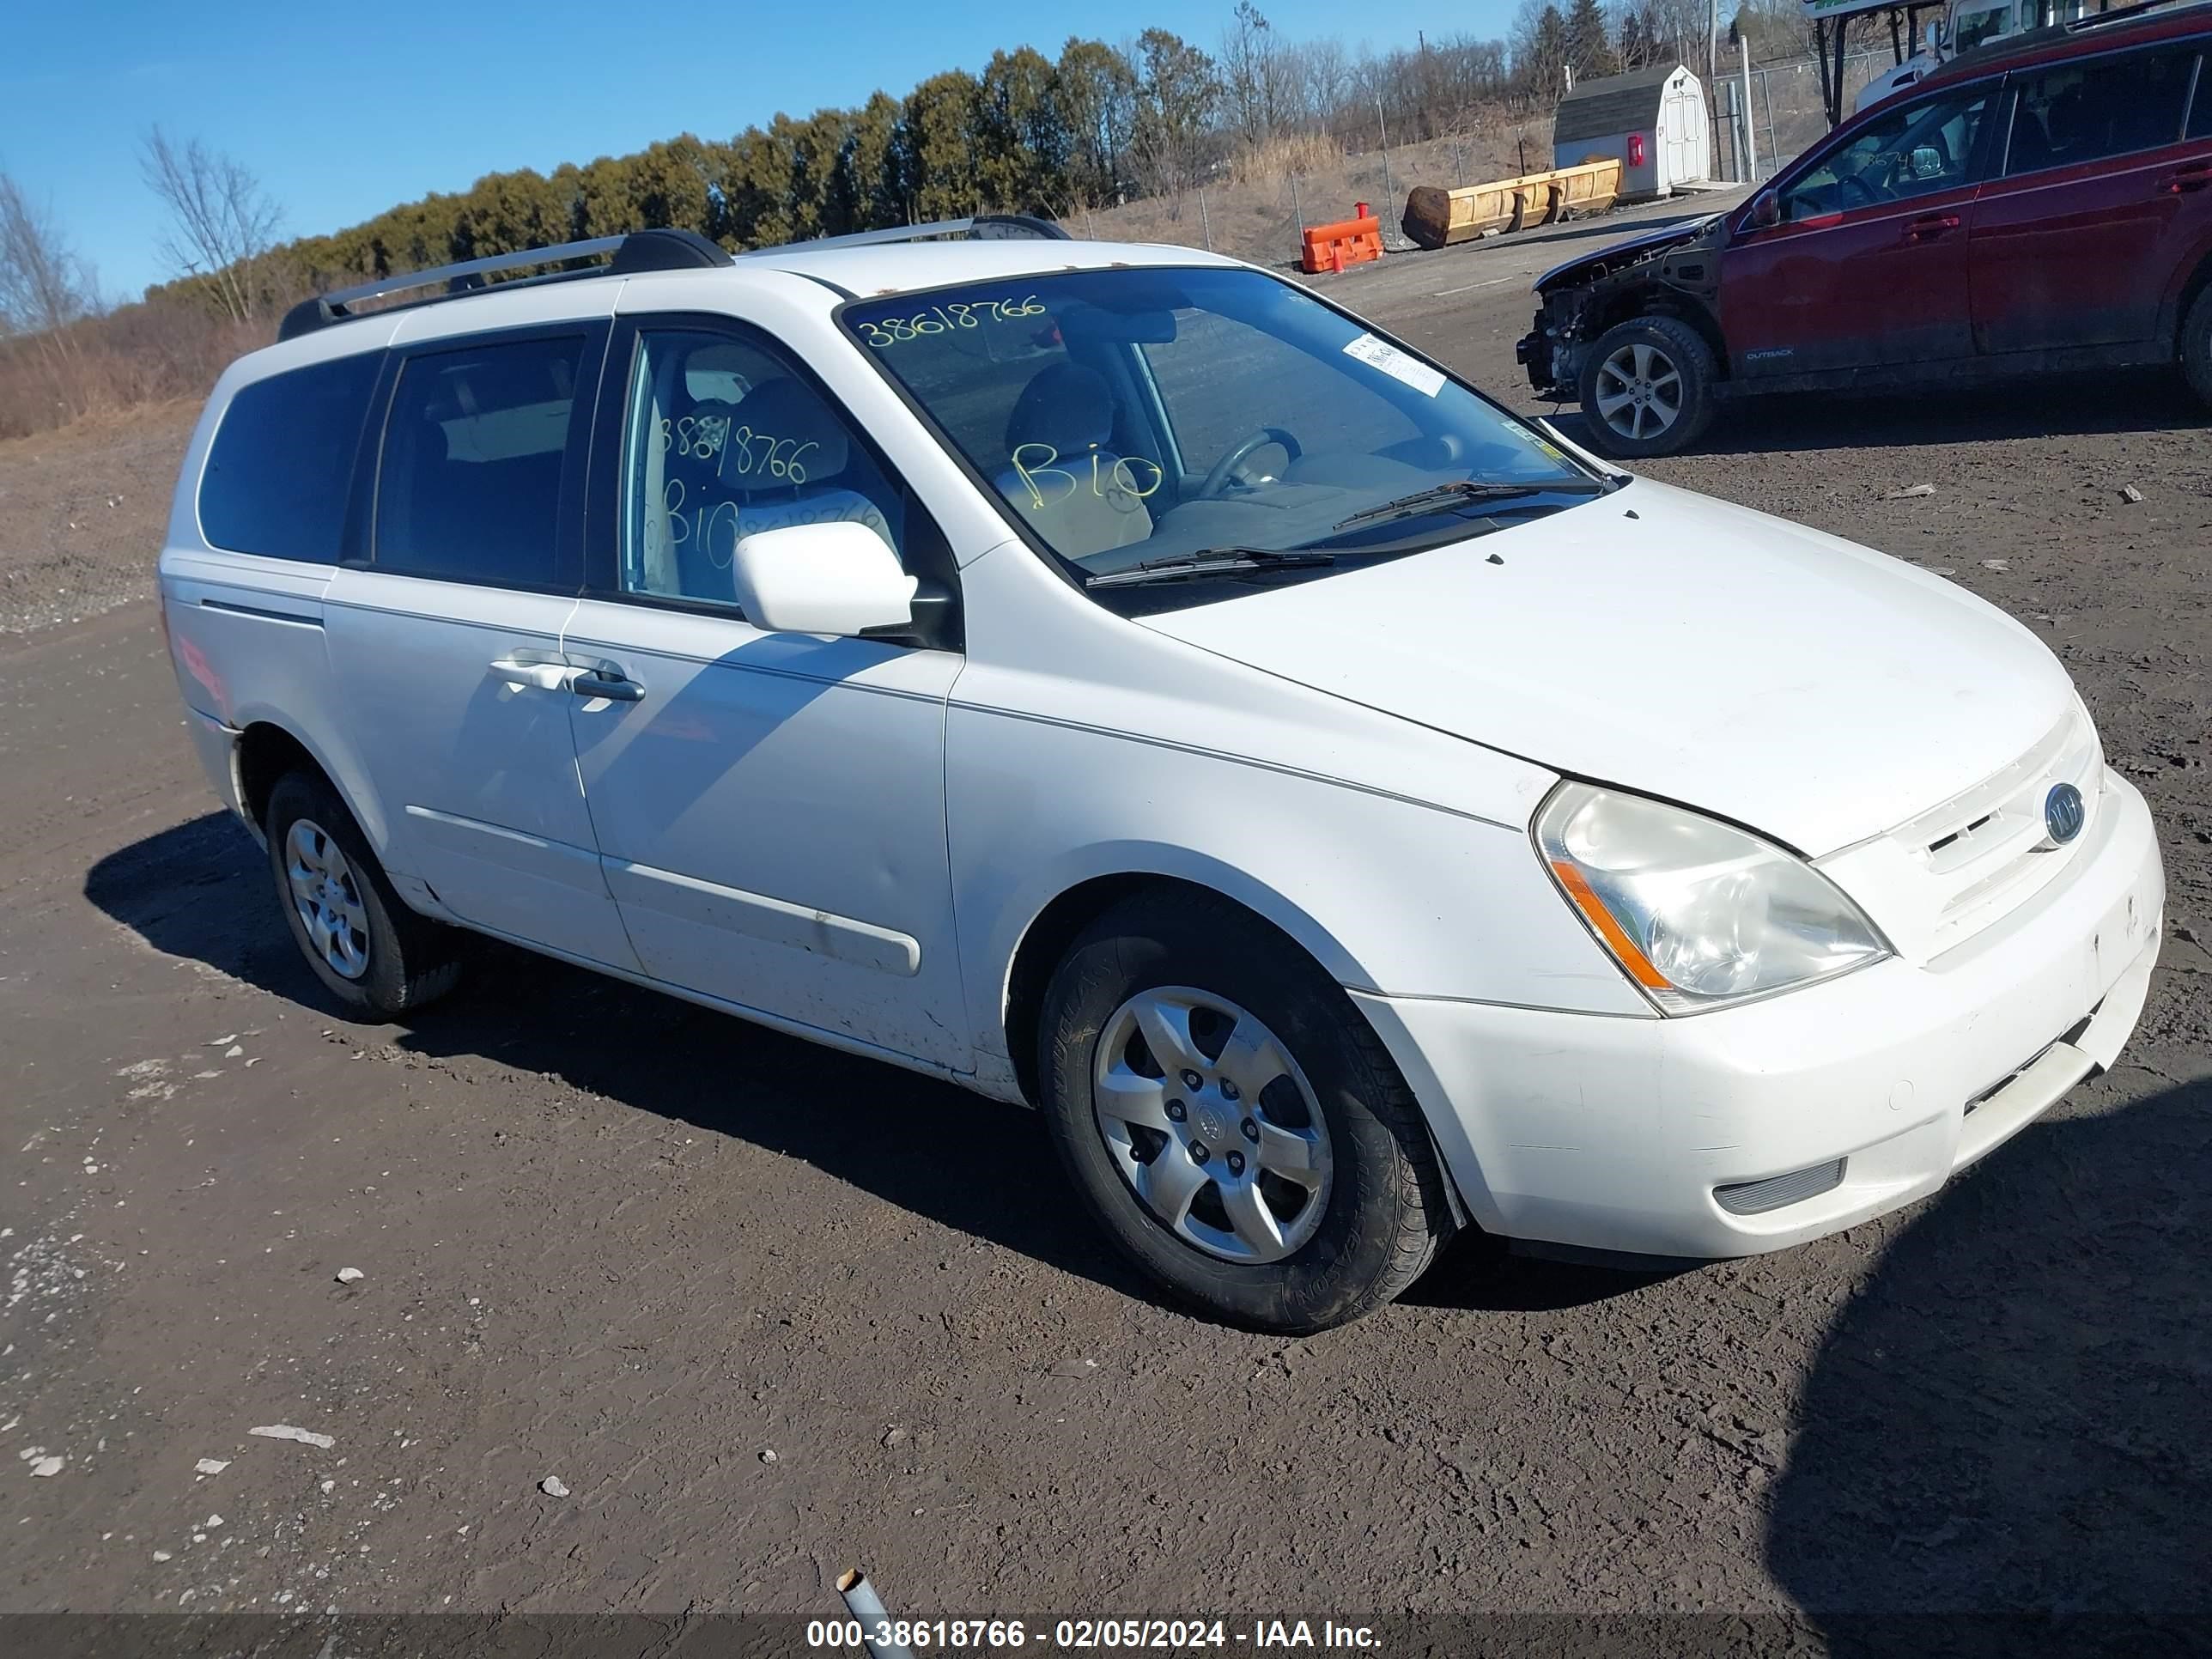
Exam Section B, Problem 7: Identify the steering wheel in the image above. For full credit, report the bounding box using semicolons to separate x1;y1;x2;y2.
1835;171;1880;210
1197;427;1303;500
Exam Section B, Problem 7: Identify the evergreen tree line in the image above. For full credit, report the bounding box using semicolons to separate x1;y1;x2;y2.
153;2;1747;308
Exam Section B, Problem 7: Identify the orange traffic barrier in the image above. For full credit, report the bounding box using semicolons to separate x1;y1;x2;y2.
1302;209;1384;275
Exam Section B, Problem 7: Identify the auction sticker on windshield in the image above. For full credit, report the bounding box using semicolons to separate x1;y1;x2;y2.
1342;331;1444;397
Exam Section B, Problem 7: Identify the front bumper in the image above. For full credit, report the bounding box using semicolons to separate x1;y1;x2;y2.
1356;769;2166;1259
1515;320;1556;393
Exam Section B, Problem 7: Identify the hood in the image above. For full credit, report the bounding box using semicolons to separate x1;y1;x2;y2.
1533;213;1724;296
1138;480;2074;856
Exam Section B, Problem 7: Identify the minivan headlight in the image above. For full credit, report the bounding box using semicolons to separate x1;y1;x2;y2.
1534;781;1889;1013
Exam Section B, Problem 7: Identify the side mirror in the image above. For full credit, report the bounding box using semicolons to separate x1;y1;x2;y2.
1750;191;1781;228
728;521;916;637
1908;145;1944;181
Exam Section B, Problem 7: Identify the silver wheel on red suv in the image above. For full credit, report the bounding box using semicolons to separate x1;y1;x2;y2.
1577;315;1719;459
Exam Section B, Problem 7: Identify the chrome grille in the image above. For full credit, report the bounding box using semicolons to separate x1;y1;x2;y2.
1823;702;2107;963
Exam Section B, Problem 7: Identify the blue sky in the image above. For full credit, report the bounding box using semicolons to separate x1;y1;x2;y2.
2;0;1515;305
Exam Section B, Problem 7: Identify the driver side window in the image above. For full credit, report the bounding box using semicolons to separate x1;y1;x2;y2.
1782;88;1990;221
617;328;908;610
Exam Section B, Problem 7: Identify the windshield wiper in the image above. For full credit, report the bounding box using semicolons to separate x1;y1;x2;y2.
1083;547;1337;590
1331;478;1606;532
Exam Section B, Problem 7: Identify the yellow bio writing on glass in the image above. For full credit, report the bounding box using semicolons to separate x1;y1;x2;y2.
1008;442;1164;512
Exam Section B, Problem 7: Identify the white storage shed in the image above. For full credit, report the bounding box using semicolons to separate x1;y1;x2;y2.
1551;63;1711;202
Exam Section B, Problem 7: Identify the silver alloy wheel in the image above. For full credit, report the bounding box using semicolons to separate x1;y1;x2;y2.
1091;986;1331;1265
283;817;371;981
1593;341;1683;442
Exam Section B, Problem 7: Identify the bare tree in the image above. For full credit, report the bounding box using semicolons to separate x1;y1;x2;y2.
0;169;99;419
0;170;94;337
1288;38;1352;131
139;126;283;322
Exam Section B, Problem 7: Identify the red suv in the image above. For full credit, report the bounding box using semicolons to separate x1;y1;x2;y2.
1517;2;2212;456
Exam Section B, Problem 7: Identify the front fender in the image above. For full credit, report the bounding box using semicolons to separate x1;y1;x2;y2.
947;705;1650;1082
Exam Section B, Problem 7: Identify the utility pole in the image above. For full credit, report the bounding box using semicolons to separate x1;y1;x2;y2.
1740;35;1758;183
1375;94;1394;212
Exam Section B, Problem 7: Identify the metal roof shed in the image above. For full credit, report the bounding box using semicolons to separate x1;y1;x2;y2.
1551;63;1711;201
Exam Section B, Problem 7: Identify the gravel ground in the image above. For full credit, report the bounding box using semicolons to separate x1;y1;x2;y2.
0;407;194;636
0;204;2206;1650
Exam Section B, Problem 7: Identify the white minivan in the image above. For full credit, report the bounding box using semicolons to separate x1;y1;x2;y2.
158;222;2164;1332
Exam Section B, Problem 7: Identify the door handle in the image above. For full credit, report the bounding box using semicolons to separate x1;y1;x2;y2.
2161;163;2212;193
489;655;576;692
1900;212;1961;245
569;667;644;703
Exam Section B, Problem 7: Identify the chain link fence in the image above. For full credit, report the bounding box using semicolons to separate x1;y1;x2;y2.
1714;48;1894;185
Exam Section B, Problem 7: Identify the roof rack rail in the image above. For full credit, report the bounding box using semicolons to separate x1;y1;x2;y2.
276;214;1069;342
733;213;1071;258
1922;0;2204;87
2069;0;2199;28
277;227;730;341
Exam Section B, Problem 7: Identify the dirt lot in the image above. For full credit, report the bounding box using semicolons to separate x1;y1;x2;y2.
2;200;2208;1650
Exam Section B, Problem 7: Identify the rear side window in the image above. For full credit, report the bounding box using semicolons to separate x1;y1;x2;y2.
198;353;379;561
2003;46;2196;176
373;335;585;586
2191;57;2212;140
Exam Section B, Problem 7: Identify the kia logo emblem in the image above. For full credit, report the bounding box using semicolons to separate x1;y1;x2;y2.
2045;782;2086;844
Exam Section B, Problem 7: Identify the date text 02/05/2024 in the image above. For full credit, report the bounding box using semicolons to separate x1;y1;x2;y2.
805;1616;1383;1650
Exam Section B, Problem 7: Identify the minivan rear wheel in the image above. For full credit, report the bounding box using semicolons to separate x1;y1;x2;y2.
1036;891;1455;1333
264;770;460;1020
1577;314;1718;459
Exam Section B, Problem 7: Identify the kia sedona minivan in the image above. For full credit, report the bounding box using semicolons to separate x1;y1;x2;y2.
159;221;2164;1331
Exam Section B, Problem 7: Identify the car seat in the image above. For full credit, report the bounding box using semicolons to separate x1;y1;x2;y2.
382;398;562;582
2041;84;2094;166
2008;103;2057;173
644;375;897;604
719;378;893;542
994;363;1154;560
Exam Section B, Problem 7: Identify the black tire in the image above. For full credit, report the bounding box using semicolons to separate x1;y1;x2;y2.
1577;314;1719;459
2181;284;2212;407
264;769;460;1020
1036;890;1455;1334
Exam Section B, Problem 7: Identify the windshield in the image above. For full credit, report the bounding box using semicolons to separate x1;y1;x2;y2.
1949;0;2014;53
842;267;1601;599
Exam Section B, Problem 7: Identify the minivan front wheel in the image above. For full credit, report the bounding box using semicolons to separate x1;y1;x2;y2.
1037;892;1454;1333
1578;315;1717;459
264;770;459;1020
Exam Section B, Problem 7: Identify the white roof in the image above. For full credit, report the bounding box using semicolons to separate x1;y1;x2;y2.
710;235;1237;296
227;237;1240;387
